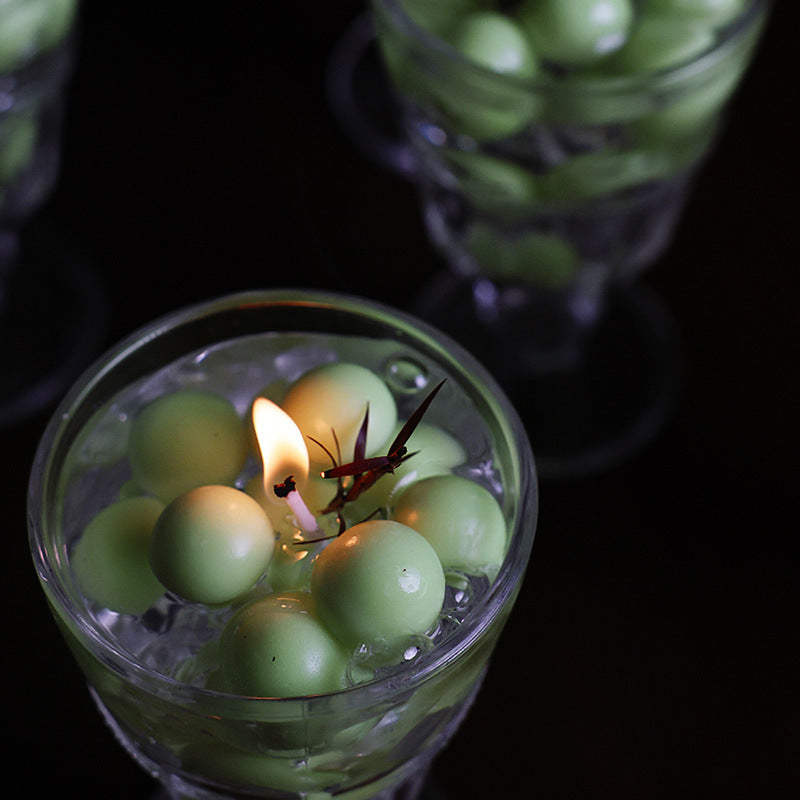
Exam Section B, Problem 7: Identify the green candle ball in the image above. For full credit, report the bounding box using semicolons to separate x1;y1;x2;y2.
393;475;507;574
449;11;539;76
400;0;482;36
0;1;47;73
128;390;248;503
539;148;676;203
442;11;539;140
601;15;714;73
220;591;349;697
149;485;274;605
0;115;37;185
281;363;397;468
311;520;446;648
464;223;581;288
517;0;634;66
641;0;747;28
0;0;78;74
180;741;344;794
72;496;166;615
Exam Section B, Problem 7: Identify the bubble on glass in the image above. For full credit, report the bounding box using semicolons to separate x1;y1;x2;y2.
383;356;430;396
443;571;473;610
441;570;492;628
403;645;419;661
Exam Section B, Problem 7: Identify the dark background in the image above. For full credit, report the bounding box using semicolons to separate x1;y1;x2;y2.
5;2;797;797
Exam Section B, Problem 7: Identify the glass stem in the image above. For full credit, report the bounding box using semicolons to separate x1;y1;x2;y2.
471;275;608;374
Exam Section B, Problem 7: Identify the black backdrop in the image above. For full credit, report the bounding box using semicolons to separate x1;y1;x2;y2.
5;2;797;797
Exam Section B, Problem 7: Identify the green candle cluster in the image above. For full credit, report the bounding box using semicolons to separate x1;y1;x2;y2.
71;358;509;698
378;0;763;285
392;0;756;144
402;0;748;77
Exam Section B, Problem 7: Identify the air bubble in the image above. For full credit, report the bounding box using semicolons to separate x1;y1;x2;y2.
443;571;473;611
383;357;430;395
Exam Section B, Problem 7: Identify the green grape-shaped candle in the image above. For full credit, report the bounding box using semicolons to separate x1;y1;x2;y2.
128;389;248;503
220;592;349;697
311;519;446;649
281;363;397;468
72;496;166;615
442;11;539;140
393;474;507;574
516;0;634;66
149;485;274;605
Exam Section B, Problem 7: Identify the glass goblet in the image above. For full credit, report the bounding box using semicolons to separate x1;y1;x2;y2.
330;0;771;477
1;0;105;428
28;289;537;800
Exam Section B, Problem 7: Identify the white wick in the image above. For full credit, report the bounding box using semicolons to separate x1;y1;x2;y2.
274;475;320;535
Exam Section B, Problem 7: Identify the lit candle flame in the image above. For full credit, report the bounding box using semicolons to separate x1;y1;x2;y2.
252;397;310;504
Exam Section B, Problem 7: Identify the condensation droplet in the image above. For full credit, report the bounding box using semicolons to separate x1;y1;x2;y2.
384;356;429;395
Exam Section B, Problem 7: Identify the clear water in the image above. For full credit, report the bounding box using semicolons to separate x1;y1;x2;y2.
60;332;506;690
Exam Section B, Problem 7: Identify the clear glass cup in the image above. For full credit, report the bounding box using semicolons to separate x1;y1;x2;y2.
28;290;538;800
330;0;771;476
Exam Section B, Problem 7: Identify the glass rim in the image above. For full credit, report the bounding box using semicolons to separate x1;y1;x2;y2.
372;0;771;95
28;288;538;713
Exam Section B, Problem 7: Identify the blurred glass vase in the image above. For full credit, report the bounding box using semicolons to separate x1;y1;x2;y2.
0;0;105;428
330;0;771;476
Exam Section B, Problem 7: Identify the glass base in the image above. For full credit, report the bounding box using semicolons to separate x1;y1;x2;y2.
411;273;680;479
0;220;107;427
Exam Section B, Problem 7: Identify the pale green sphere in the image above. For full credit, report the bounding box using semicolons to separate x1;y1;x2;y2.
441;11;540;140
511;230;581;288
39;0;79;50
180;741;345;794
149;485;274;605
311;520;445;648
641;0;747;28
449;149;539;216
601;16;715;73
281;363;397;468
0;0;77;73
128;390;248;503
465;223;580;288
0;115;36;185
450;12;539;76
517;0;634;66
393;475;507;573
539;148;676;203
72;496;166;615
401;0;482;36
0;0;47;73
220;592;349;697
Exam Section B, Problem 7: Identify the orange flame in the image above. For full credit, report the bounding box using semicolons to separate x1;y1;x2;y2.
252;397;309;503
